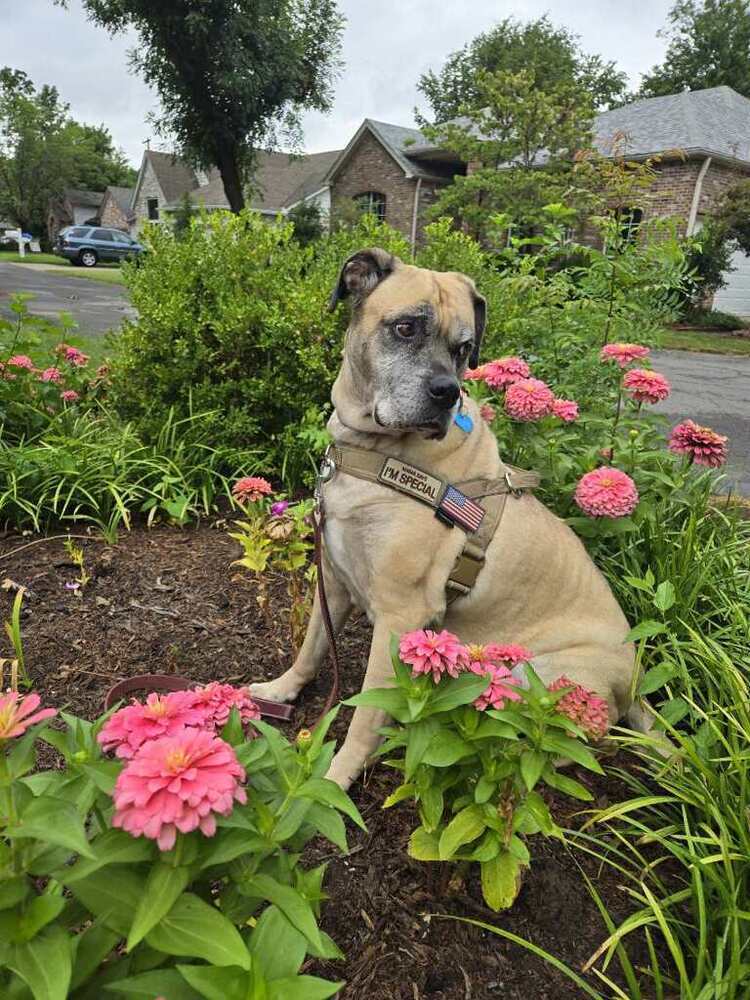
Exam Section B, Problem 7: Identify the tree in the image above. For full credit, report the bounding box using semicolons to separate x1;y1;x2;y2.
287;200;324;245
423;69;597;240
714;178;750;251
64;0;344;213
417;15;626;123
171;191;196;238
638;0;750;98
0;68;136;236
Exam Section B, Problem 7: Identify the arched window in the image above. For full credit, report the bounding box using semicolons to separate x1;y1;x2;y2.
354;191;386;221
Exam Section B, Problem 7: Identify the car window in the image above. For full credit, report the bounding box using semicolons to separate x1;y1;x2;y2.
92;229;114;242
69;228;90;238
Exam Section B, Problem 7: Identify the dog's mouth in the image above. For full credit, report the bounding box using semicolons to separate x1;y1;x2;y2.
372;406;448;439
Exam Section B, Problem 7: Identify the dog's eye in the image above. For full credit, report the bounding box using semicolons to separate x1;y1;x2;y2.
456;341;472;359
394;320;416;339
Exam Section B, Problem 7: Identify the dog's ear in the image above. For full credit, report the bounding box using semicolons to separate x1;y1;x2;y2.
329;247;400;312
458;276;486;368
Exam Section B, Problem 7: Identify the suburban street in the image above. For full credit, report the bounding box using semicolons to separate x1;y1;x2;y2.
0;261;134;334
654;349;750;495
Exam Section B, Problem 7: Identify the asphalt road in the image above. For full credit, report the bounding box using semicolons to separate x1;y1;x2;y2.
0;262;134;334
653;349;750;495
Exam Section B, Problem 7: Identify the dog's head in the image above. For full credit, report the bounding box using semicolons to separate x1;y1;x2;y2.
330;248;486;439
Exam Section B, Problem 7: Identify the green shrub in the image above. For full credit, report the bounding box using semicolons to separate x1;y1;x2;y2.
681;306;745;330
109;211;409;478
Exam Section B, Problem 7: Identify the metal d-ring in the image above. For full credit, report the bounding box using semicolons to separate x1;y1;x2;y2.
504;471;523;498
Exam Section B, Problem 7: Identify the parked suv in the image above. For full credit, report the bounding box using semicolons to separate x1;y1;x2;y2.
53;226;144;267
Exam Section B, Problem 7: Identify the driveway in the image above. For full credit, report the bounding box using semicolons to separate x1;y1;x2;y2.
0;262;134;335
653;349;750;495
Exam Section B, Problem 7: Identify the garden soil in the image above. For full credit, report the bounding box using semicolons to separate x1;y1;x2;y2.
2;522;670;1000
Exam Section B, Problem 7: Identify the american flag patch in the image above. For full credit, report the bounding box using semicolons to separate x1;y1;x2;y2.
438;485;485;533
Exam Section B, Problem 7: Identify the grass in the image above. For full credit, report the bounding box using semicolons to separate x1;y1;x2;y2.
54;267;125;285
0;252;121;269
661;327;750;355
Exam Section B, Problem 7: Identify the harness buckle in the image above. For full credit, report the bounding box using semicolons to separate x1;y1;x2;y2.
504;471;523;498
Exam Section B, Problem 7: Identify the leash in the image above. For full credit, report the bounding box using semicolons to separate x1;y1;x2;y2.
311;504;341;726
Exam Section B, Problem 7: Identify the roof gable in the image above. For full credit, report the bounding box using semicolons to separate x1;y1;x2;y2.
325;119;449;184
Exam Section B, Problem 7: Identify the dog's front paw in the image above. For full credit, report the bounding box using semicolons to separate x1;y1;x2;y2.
325;749;361;791
248;676;302;704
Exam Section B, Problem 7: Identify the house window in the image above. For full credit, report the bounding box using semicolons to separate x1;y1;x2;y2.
354;191;386;222
615;207;643;244
147;198;160;221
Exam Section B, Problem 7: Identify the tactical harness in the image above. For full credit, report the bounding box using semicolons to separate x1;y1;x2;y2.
315;442;541;603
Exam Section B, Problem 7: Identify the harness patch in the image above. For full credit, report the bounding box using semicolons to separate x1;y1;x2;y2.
378;457;442;506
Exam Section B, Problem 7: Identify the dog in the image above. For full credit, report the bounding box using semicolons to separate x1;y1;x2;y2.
250;248;642;788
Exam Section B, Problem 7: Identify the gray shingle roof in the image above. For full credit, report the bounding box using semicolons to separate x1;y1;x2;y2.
146;151;200;204
64;189;104;209
594;86;750;164
105;185;135;218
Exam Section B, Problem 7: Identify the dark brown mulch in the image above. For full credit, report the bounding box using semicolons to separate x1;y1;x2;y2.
1;522;668;999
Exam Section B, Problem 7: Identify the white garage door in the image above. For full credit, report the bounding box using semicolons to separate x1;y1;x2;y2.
714;245;750;318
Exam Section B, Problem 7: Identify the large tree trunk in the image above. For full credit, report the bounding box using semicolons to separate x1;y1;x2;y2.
215;143;245;214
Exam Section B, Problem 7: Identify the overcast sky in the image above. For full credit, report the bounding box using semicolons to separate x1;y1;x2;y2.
3;0;674;168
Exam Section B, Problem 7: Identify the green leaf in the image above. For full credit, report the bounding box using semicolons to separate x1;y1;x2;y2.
248;905;306;981
244;874;322;952
520;750;547;791
540;734;604;773
382;783;416;809
177;965;249;999
6;795;95;859
471;717;519;741
542;768;594;801
653;581;676;612
408;827;441;861
106;969;204;998
70;923;120;991
126;862;190;951
8;925;72;1000
146;893;251;969
296;777;366;830
481;851;522;911
404;719;438;778
0;877;30;909
638;662;676;696
69;868;147;935
659;696;690;726
307;803;349;853
419;785;444;832
523;791;559;837
421;673;489;716
198;829;268;870
77;761;121;795
474;775;496;804
438;804;486;860
57;829;154;884
343;687;410;722
268;976;344;999
421;731;475;767
14;894;65;943
623;620;668;642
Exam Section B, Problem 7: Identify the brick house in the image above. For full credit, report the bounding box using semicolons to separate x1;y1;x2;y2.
47;189;103;243
98;186;135;233
128;148;341;229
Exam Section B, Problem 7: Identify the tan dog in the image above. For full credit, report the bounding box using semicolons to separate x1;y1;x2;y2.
251;248;641;788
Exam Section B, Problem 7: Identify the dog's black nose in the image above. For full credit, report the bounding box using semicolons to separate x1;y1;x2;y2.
428;374;461;409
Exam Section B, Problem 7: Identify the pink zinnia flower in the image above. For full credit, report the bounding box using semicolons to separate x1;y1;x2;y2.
465;642;533;675
482;356;531;389
551;398;579;422
622;368;670;405
668;420;728;468
549;676;610;738
463;367;485;381
574;467;639;518
189;682;260;729
232;476;273;503
60;390;79;403
399;629;468;683
7;355;34;370
112;730;247;851
0;692;56;739
504;378;554;422
98;690;206;759
64;347;89;367
600;343;650;368
479;403;496;423
39;367;62;383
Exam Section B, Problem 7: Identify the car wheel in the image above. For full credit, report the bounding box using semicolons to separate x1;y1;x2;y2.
79;249;98;268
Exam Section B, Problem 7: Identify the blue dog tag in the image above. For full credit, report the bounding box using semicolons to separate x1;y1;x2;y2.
454;411;474;433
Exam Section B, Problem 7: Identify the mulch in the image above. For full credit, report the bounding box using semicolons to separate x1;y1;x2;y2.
1;521;671;999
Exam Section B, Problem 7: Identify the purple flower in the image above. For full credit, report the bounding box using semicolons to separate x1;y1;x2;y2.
270;500;290;517
64;581;80;591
